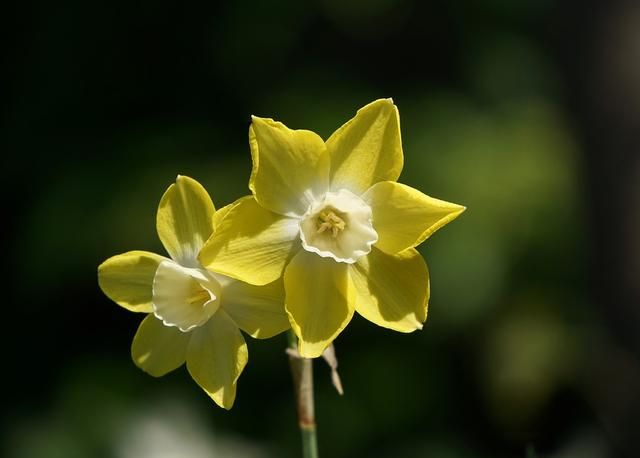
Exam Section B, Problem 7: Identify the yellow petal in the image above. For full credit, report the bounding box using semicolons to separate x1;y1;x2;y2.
98;250;166;313
198;197;300;286
363;181;465;254
212;203;234;231
211;196;252;231
327;99;404;194
131;314;190;376
186;310;248;409
350;247;429;332
222;279;289;339
284;250;355;358
249;116;329;216
156;175;215;266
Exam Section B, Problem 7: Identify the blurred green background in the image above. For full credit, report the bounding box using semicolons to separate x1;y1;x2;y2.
4;0;640;457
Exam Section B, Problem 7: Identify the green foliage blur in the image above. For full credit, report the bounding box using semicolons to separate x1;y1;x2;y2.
4;0;640;457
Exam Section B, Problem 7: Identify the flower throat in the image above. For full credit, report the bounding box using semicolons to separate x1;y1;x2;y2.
316;208;345;237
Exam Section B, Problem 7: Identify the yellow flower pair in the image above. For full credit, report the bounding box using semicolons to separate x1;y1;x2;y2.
98;99;464;409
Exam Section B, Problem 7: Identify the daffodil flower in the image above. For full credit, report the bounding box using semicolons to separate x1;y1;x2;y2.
98;176;289;409
199;99;465;358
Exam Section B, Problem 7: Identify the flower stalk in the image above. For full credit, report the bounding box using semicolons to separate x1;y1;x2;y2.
287;330;319;458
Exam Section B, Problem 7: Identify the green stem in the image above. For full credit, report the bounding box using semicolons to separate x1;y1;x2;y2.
287;330;319;458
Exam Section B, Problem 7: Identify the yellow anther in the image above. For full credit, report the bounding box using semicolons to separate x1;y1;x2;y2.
316;210;345;237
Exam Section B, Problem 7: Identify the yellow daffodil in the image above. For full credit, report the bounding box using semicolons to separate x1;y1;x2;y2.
98;176;289;409
199;99;465;358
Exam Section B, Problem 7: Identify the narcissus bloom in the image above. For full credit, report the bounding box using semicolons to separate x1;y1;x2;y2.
98;176;289;409
199;99;465;358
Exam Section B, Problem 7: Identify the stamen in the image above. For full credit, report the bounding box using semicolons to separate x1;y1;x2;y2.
187;287;211;307
316;210;345;238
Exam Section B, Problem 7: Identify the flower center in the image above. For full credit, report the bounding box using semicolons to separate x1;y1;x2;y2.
186;286;212;307
152;260;222;332
316;209;346;237
299;189;378;264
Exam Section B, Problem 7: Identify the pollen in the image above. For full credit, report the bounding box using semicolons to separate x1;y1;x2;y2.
317;209;346;237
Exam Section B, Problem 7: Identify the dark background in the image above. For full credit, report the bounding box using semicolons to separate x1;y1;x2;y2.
3;0;640;457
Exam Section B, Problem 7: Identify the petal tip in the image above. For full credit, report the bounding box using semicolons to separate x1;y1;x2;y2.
175;174;196;185
368;97;395;109
453;204;467;217
219;392;236;410
250;115;271;125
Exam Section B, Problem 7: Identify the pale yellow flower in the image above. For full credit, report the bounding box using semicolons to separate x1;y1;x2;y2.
98;176;289;408
199;99;465;358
